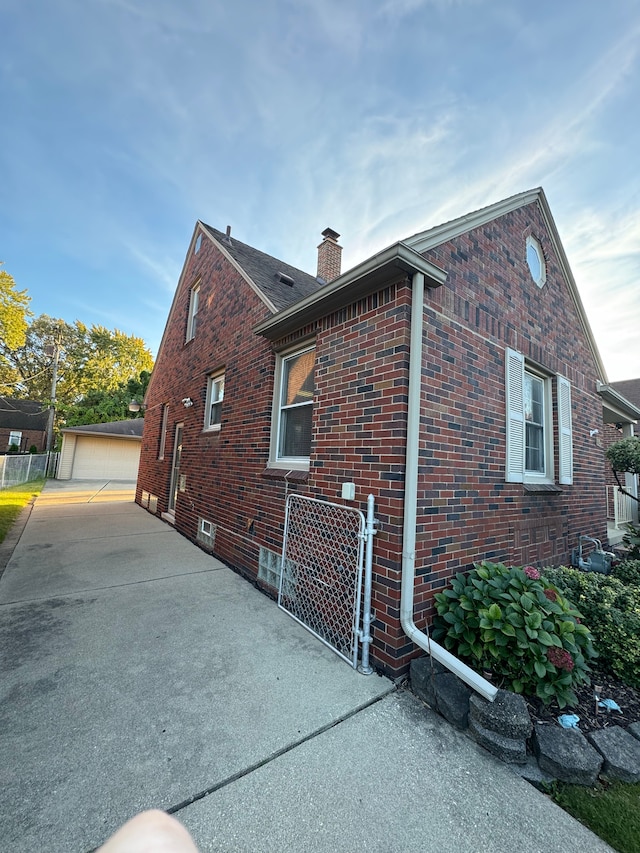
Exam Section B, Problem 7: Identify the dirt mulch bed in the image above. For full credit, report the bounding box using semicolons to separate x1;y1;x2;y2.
525;669;640;734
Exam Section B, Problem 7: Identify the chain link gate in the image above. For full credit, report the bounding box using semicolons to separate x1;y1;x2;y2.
278;494;369;669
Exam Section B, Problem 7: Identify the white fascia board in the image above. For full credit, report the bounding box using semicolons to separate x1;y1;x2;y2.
406;187;609;384
597;382;640;421
535;195;609;384
405;188;543;252
254;241;446;339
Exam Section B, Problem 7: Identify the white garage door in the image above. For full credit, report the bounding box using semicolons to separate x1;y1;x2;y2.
72;436;141;479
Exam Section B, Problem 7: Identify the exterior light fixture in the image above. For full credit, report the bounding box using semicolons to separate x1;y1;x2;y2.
182;397;194;408
128;400;142;413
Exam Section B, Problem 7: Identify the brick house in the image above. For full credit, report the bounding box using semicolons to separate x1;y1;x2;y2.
137;187;623;680
0;397;49;453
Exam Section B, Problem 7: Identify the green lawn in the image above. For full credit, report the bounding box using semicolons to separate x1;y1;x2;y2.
0;479;46;544
551;780;640;853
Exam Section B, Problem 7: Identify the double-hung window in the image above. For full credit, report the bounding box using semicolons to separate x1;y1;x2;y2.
505;348;573;485
205;372;225;431
8;430;22;450
273;346;315;466
186;283;200;342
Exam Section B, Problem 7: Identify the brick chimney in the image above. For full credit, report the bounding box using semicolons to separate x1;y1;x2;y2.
317;228;342;283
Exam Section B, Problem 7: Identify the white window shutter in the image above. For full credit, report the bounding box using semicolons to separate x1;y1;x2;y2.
505;348;525;483
558;375;573;485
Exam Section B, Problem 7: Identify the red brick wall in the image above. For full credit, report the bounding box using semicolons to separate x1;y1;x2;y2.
139;200;608;679
0;429;47;453
137;235;313;588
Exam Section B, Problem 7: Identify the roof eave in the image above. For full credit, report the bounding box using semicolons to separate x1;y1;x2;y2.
254;242;446;341
597;382;640;423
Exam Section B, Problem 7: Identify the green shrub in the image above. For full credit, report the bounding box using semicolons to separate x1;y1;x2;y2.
432;560;597;708
621;523;640;561
543;566;640;690
611;559;640;587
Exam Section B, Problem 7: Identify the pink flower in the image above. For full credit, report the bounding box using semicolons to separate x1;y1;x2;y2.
547;647;575;672
544;588;558;602
524;566;541;580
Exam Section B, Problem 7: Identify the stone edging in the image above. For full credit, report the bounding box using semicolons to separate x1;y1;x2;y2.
410;656;640;785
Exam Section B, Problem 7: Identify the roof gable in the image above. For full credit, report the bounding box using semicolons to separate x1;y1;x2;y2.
147;222;323;404
404;187;608;382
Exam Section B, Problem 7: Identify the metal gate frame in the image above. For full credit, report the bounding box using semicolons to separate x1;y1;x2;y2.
278;493;375;671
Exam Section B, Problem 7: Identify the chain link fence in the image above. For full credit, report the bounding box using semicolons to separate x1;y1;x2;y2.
279;494;366;668
0;453;59;489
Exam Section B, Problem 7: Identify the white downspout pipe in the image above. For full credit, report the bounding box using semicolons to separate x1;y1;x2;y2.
400;272;497;702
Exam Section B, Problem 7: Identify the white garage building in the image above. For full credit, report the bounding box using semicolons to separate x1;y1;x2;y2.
57;419;144;480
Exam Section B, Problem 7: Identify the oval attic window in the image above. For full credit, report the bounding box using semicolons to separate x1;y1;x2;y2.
526;236;546;288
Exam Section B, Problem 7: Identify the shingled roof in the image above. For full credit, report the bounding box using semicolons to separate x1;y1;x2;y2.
202;224;322;312
61;419;144;438
611;378;640;410
0;397;49;431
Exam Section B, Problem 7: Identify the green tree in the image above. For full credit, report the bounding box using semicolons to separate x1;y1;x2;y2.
58;371;151;427
0;316;84;401
606;436;640;504
0;264;31;386
0;315;154;405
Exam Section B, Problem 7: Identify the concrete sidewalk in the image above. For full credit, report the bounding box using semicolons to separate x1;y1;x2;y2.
0;480;613;852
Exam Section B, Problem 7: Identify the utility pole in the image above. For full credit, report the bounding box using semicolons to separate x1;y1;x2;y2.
45;339;61;453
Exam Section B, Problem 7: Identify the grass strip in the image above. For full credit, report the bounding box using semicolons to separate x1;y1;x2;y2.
0;479;45;543
551;780;640;853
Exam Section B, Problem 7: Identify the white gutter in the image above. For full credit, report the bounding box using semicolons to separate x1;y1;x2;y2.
400;272;498;702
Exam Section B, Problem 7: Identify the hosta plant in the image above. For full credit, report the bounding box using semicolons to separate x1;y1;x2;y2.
432;560;597;708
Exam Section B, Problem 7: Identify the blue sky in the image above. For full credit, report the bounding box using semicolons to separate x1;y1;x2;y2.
1;0;639;381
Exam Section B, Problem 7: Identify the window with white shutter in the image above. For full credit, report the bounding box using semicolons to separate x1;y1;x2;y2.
505;348;570;486
557;375;573;485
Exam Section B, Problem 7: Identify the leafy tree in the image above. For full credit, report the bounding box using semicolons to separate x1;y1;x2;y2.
58;372;151;427
0;263;31;357
0;315;154;405
606;436;640;504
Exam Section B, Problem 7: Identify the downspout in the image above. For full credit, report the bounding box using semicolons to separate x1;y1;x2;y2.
400;272;497;702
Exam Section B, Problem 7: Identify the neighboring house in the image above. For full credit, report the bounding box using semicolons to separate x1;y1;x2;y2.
137;187;624;678
58;419;144;480
0;397;49;452
602;378;640;532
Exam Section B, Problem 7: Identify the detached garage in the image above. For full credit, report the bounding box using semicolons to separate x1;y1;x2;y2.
57;419;144;480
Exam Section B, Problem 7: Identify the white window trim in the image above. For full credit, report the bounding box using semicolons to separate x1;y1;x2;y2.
269;344;315;470
204;371;225;432
505;348;571;485
186;282;200;342
8;430;22;448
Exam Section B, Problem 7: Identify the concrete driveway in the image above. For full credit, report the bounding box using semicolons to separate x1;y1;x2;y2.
0;481;613;852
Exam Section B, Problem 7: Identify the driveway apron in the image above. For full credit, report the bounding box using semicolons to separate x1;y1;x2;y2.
0;481;613;852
